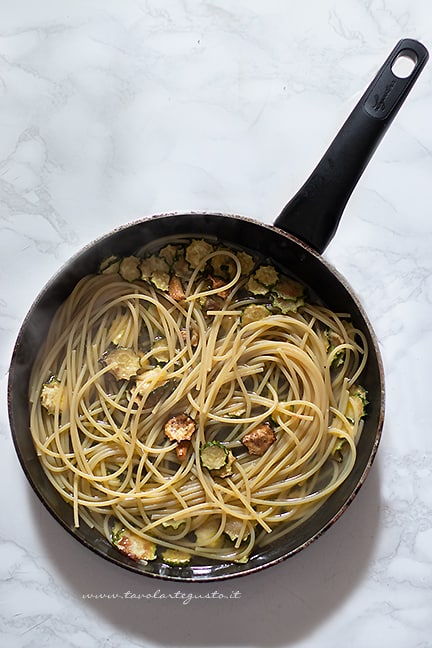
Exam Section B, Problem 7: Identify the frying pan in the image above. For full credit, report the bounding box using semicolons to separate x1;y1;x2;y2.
8;39;428;582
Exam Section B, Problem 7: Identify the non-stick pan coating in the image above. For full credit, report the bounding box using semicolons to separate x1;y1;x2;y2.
8;212;384;582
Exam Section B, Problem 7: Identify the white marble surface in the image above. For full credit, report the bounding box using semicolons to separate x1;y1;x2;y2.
1;1;432;646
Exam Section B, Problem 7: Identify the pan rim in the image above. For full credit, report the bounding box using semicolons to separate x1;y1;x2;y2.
7;210;385;582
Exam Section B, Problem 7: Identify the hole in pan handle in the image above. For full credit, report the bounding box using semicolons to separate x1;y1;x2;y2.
274;38;429;254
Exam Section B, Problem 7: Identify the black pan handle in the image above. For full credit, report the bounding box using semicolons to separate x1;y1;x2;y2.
273;39;429;253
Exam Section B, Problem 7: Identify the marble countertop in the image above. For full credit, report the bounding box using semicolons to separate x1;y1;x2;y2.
1;1;432;646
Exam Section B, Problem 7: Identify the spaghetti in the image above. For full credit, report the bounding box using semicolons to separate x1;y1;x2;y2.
29;239;368;565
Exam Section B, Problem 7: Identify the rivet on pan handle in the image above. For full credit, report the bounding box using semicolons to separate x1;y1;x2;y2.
274;39;429;254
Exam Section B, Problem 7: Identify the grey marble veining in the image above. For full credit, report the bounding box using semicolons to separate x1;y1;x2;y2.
1;1;432;646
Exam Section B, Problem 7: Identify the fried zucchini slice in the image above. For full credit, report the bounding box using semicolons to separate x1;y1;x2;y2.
161;548;191;566
111;523;157;562
254;265;279;287
241;304;270;326
200;441;229;470
185;239;213;269
119;256;141;282
103;347;142;380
